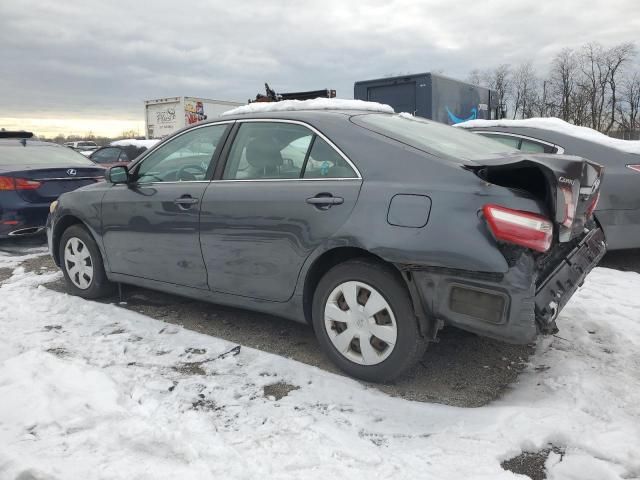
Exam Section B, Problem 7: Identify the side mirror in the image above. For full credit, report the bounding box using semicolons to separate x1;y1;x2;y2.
107;165;129;184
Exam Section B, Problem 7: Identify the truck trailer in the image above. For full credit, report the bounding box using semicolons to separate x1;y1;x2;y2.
354;73;503;124
144;96;243;139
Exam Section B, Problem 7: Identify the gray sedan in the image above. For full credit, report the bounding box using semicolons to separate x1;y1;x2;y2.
47;108;605;382
457;121;640;250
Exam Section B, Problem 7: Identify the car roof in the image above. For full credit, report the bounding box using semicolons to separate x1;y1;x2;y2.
213;108;377;123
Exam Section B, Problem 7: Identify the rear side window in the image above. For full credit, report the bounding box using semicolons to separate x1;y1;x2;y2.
303;138;357;179
224;123;312;179
223;122;358;180
478;132;561;154
479;134;520;149
520;139;547;153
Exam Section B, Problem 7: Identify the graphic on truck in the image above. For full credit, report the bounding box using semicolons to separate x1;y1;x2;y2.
446;106;478;124
185;100;207;125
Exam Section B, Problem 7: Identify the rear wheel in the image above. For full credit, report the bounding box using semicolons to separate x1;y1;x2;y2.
312;259;427;382
59;224;115;299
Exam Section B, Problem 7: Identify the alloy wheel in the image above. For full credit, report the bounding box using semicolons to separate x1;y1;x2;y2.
64;237;94;289
324;280;398;365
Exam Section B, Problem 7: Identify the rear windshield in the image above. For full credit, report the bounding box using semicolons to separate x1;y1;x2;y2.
351;113;517;161
0;144;97;166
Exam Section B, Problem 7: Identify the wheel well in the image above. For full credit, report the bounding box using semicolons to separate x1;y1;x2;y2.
302;247;404;325
51;215;83;265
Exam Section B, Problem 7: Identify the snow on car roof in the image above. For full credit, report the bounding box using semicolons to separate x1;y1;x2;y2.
222;98;394;116
456;117;640;154
110;138;160;149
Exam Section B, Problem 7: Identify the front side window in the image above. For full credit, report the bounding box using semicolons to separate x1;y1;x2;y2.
136;124;228;183
91;147;122;164
352;113;518;162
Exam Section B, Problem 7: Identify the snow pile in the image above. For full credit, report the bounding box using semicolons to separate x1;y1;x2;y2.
222;98;394;116
456;117;640;154
0;246;48;269
110;138;160;149
1;254;639;479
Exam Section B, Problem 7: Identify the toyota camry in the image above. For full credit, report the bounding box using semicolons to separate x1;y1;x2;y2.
47;102;606;382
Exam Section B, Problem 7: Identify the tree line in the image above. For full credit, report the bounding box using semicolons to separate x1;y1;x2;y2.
468;41;639;138
37;129;142;146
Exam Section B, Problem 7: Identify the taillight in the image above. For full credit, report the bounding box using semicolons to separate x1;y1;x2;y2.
627;165;640;174
559;185;576;228
483;204;553;253
0;176;42;190
586;191;600;217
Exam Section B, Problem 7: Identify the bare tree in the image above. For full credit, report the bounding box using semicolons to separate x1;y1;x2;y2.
604;42;636;132
467;69;483;86
549;48;578;121
617;71;640;133
512;62;538;119
485;64;512;116
580;42;610;130
467;40;638;134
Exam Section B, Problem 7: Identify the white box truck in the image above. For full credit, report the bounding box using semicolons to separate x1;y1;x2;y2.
144;96;243;139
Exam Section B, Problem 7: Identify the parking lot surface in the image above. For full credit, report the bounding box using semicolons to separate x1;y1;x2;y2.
2;236;638;407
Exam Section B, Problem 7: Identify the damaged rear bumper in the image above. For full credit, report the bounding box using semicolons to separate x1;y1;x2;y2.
400;228;607;344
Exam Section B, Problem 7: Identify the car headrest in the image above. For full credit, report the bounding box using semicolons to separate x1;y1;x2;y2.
245;136;283;171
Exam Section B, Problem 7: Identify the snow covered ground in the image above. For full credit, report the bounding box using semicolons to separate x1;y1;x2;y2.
0;251;639;479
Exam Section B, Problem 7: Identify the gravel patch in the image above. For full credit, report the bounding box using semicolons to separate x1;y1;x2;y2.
501;446;565;480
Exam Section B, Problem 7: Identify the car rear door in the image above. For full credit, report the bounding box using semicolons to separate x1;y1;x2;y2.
101;122;232;289
199;120;362;302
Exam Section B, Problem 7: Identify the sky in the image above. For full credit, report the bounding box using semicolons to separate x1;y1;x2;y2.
1;0;639;137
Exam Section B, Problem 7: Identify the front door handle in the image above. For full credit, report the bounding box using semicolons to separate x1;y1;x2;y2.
174;195;199;209
306;194;344;209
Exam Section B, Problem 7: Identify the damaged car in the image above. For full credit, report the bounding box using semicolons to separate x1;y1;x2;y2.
47;104;606;382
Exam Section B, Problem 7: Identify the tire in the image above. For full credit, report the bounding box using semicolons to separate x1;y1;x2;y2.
312;259;427;382
59;224;115;299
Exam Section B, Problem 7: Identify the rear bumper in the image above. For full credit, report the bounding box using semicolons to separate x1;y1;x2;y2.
534;227;606;327
402;228;606;344
0;195;49;238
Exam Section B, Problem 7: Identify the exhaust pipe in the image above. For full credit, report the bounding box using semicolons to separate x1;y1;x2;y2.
8;226;45;236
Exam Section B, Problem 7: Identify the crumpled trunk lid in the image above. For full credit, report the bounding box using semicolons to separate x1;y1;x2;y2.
467;153;604;242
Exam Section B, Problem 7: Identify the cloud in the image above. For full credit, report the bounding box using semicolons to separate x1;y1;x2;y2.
0;0;638;135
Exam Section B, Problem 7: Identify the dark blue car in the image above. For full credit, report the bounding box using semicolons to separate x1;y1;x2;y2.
0;131;105;238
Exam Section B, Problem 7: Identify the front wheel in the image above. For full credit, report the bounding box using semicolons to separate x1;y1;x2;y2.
312;259;427;382
59;224;115;299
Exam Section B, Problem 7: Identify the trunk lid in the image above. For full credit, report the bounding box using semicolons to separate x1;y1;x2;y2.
467;153;604;242
2;165;105;203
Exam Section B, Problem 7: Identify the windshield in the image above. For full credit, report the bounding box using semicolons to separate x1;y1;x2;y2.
351;113;518;161
0;144;97;166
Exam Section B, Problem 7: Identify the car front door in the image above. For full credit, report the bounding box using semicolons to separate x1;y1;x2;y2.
101;122;231;289
200;120;362;301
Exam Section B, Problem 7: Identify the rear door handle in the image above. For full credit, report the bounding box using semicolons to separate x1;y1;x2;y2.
306;195;344;206
174;195;199;209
